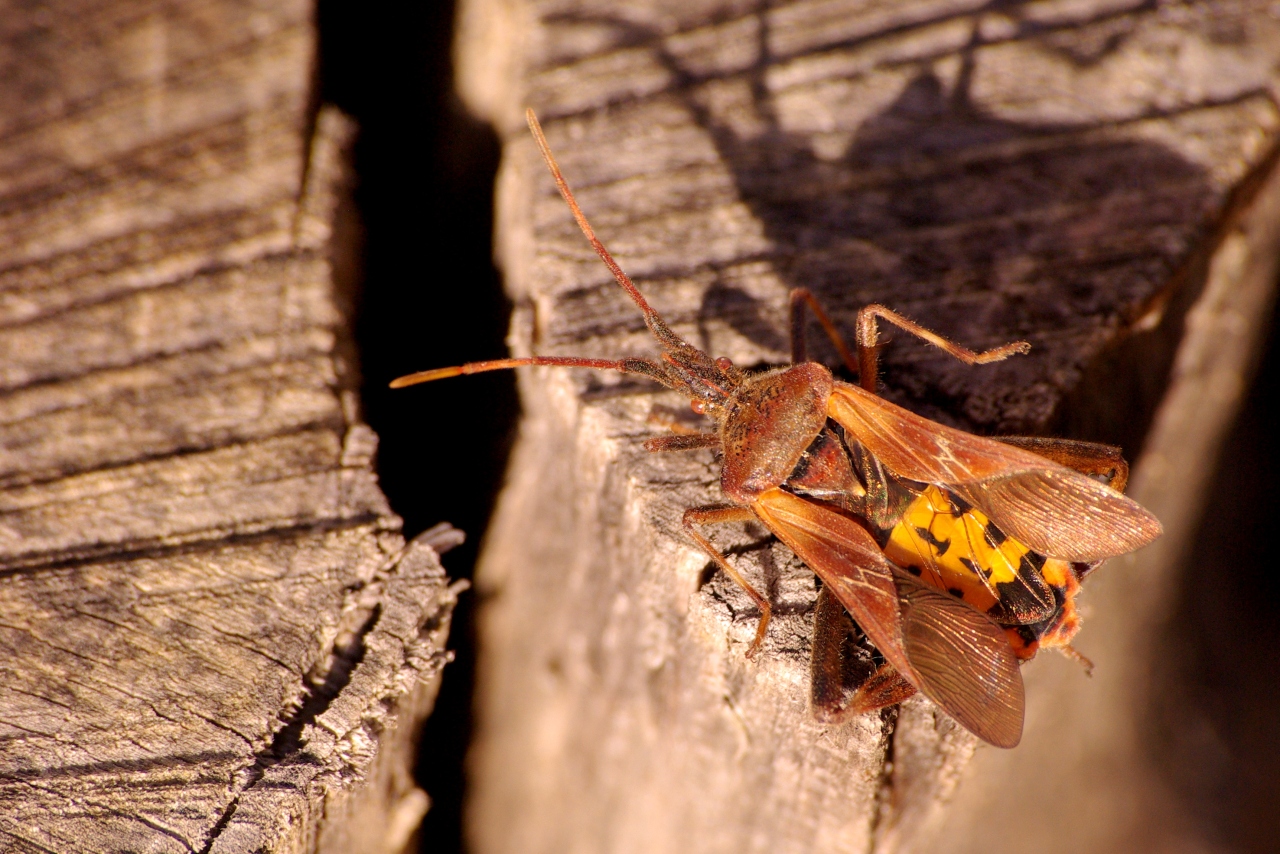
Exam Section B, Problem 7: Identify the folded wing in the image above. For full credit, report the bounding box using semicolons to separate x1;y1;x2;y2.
753;487;1024;747
895;570;1024;748
828;382;1162;563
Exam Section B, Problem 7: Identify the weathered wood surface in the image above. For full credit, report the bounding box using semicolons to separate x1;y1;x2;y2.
455;1;1280;852
0;3;459;852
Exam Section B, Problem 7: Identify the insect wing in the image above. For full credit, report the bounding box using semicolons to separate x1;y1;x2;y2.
752;489;907;667
895;570;1024;748
753;488;1024;747
828;383;1161;563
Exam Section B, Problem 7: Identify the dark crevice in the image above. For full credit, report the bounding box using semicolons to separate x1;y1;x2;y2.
200;799;237;854
270;604;381;761
866;708;899;853
318;1;513;853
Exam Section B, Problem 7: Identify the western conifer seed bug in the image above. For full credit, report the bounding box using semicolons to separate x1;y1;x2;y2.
392;110;1163;748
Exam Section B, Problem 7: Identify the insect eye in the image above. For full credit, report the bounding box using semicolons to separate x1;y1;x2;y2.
715;357;734;371
690;400;707;415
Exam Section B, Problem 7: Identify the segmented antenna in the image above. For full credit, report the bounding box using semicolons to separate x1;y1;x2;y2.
524;109;701;361
391;110;715;392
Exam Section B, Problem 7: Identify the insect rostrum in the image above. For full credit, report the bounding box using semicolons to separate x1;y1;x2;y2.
393;110;1163;749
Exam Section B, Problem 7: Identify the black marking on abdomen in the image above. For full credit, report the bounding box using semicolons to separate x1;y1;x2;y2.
914;526;951;556
958;556;988;579
1011;623;1040;644
993;555;1056;624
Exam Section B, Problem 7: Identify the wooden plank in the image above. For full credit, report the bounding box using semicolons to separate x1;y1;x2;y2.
455;1;1280;852
0;2;459;851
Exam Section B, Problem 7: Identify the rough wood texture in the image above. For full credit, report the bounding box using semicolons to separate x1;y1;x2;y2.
0;3;458;852
456;1;1280;852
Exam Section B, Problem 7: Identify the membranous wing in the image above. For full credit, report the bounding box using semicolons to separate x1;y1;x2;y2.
753;487;1024;748
894;567;1026;747
828;383;1162;563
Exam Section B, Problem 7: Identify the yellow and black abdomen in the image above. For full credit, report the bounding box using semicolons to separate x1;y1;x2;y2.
882;485;1081;659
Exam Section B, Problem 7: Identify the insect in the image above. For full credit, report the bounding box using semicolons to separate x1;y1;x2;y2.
806;434;1138;726
392;110;1163;748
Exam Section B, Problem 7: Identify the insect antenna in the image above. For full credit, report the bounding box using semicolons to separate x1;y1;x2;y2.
524;109;709;367
391;110;737;405
390;356;669;389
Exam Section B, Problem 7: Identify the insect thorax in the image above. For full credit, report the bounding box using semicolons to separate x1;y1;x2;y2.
718;363;833;503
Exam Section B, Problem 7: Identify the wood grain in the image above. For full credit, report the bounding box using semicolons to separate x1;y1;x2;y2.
0;3;458;851
456;1;1280;852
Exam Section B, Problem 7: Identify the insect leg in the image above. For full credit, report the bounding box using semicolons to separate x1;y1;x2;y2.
789;288;859;375
645;434;720;452
810;584;916;722
646;405;714;437
1059;643;1095;676
855;304;1031;393
684;505;773;657
847;665;918;715
994;436;1130;491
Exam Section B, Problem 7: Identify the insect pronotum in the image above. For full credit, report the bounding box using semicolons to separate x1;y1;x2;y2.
393;110;1163;748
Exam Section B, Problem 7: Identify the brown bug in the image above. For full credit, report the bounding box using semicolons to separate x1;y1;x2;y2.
393;110;1163;748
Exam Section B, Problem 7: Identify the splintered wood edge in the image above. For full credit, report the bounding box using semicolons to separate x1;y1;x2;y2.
211;111;464;853
0;95;458;851
219;533;464;854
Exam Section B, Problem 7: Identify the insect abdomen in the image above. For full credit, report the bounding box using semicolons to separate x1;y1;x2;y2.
883;485;1082;660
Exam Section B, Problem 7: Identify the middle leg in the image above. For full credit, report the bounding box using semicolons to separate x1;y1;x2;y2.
684;504;773;657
